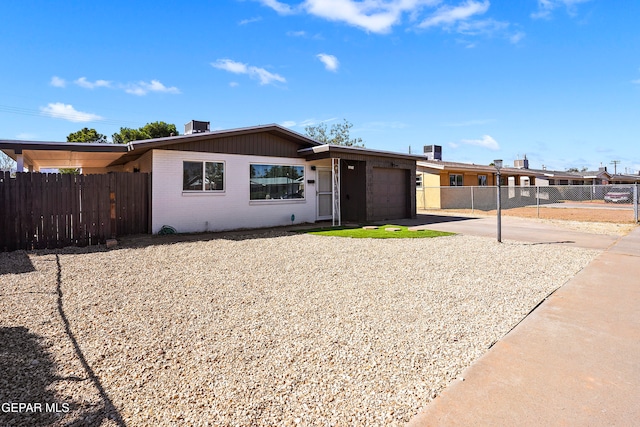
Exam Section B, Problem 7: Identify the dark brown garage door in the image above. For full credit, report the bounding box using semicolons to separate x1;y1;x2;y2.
372;167;408;220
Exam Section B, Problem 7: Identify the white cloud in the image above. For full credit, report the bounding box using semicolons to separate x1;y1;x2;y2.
229;81;240;87
419;0;490;29
303;0;438;34
74;77;112;89
531;0;592;19
460;134;500;150
212;59;249;74
255;0;521;41
280;120;297;128
509;31;525;44
257;0;439;34
257;0;297;15
124;80;181;96
40;103;103;123
50;76;66;88
632;78;640;85
239;16;262;25
211;59;286;85
317;53;339;71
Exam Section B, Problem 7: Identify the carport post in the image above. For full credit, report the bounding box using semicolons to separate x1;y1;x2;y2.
494;160;503;243
332;158;341;227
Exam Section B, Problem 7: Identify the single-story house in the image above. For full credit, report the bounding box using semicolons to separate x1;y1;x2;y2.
416;149;613;209
1;123;420;234
608;173;640;185
416;160;540;209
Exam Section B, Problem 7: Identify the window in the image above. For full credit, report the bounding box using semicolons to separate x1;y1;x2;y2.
478;175;487;186
250;164;305;200
183;161;224;191
416;173;423;189
449;174;463;186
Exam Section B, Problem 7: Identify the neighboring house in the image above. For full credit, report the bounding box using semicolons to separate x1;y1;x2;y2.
531;168;611;186
416;147;614;209
0;123;420;234
609;173;640;185
416;159;539;210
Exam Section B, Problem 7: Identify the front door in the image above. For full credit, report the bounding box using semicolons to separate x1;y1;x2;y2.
317;167;332;220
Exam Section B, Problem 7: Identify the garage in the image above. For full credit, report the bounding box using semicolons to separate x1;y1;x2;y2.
372;167;409;220
299;145;418;223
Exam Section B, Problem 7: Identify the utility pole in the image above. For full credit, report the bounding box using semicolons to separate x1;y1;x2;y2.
610;160;620;175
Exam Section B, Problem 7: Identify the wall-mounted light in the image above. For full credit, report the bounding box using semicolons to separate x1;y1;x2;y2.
311;165;316;171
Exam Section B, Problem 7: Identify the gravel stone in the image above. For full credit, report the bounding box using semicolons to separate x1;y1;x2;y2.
0;231;599;426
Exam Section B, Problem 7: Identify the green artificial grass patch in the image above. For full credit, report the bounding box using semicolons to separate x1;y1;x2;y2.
306;224;455;239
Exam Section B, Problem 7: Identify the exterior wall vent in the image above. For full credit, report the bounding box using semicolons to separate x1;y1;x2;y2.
185;120;210;135
424;145;442;161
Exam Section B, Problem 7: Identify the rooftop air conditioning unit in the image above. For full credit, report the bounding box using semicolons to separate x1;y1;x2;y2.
185;120;210;135
424;145;442;161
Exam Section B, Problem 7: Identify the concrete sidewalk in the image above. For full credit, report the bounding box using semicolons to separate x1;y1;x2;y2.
407;226;640;426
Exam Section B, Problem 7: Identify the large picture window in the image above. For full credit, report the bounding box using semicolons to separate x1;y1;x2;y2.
183;161;224;191
250;164;305;200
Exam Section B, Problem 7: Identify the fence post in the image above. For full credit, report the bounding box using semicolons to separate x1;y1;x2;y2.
471;186;474;213
536;186;540;218
634;184;638;223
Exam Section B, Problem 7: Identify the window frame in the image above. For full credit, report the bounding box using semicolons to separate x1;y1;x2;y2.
182;160;225;193
478;175;488;186
249;163;306;201
416;173;423;189
449;173;464;186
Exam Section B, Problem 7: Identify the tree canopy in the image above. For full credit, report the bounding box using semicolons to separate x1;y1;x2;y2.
304;119;364;147
66;128;107;143
0;152;15;172
112;121;179;144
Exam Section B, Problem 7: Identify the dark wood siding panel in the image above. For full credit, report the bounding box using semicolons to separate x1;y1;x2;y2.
162;132;306;158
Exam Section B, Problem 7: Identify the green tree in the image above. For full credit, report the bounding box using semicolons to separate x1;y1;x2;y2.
112;127;149;144
112;121;179;144
304;119;364;147
142;121;179;139
66;128;107;143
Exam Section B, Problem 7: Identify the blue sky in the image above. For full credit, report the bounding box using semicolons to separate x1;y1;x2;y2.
1;0;639;173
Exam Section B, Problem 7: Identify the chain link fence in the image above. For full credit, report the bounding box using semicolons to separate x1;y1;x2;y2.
418;184;639;223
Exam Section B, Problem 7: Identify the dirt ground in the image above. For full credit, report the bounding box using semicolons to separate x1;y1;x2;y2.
437;206;636;224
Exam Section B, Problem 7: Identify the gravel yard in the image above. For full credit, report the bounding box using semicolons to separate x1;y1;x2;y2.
1;231;599;426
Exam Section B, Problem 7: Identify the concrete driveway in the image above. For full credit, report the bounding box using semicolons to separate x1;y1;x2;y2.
392;213;621;251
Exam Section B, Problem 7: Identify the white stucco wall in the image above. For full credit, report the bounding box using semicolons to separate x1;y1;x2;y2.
151;149;326;233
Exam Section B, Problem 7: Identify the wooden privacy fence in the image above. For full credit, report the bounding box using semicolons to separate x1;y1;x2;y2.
0;172;149;251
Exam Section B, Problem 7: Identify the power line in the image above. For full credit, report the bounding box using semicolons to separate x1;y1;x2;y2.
0;104;146;128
